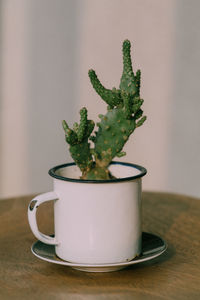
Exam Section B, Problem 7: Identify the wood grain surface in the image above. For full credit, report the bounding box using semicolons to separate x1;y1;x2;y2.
0;192;200;299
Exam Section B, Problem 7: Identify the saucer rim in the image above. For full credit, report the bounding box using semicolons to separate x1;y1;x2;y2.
31;232;167;268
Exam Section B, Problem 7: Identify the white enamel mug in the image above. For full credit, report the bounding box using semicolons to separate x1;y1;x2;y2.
28;162;147;264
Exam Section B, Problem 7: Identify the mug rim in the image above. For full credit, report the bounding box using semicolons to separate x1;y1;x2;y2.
48;161;147;184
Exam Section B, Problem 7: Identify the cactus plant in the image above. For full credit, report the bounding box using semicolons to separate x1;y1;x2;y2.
62;40;146;180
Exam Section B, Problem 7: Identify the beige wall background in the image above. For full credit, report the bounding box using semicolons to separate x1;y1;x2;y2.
0;0;200;198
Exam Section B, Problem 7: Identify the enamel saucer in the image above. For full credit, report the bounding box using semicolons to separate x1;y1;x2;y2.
31;232;167;272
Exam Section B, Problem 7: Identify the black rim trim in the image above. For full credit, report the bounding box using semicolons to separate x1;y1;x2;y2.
48;161;147;184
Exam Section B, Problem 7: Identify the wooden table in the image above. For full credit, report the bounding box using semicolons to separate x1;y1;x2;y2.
0;192;200;299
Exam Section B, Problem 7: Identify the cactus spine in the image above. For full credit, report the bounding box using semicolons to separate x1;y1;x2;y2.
63;40;146;180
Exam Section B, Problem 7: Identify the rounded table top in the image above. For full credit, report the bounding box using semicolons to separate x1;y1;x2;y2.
0;192;200;299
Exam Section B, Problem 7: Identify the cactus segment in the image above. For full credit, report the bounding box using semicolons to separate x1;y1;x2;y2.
88;69;122;108
132;98;144;113
77;107;88;141
136;116;147;128
135;70;141;96
62;108;94;173
62;108;94;145
69;142;93;173
121;91;133;119
62;120;78;145
94;108;136;168
120;39;139;96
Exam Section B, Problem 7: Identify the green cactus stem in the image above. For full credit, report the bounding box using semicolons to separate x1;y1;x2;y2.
88;70;122;108
62;107;95;175
63;40;146;180
120;39;140;96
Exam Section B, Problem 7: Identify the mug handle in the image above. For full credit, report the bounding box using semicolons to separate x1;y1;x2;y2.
28;191;59;245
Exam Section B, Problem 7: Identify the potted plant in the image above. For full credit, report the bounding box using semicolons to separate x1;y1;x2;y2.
62;39;146;180
28;40;148;270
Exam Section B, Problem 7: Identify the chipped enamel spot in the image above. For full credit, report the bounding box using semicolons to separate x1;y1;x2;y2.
29;200;38;211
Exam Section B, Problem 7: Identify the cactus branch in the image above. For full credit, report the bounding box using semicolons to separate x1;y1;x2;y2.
135;70;141;96
88;69;122;108
122;40;134;78
120;40;139;96
62;108;94;173
121;91;132;119
136;116;147;128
